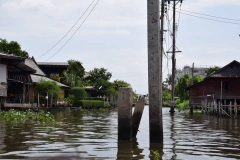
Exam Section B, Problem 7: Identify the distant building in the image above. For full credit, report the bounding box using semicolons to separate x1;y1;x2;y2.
176;65;209;79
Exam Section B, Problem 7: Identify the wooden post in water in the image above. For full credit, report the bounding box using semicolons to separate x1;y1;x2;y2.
218;101;220;115
148;0;163;143
234;100;237;118
118;87;132;140
229;101;232;116
132;97;145;138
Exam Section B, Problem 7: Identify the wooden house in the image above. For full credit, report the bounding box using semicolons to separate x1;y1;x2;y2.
37;62;68;78
187;60;240;107
0;53;36;107
24;57;70;103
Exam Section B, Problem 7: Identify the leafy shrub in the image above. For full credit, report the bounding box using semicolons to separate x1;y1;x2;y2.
71;87;87;107
0;109;55;123
79;100;104;109
86;97;104;101
176;100;189;110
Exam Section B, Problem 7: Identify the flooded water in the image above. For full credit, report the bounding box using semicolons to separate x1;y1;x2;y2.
0;107;240;159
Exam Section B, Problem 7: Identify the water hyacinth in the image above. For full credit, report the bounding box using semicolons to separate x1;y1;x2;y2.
0;109;55;123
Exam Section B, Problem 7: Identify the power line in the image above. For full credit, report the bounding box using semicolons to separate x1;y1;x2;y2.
177;10;240;25
45;0;100;62
168;7;240;26
175;7;240;22
37;0;96;60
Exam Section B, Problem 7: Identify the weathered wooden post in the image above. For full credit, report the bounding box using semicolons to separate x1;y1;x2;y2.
218;101;220;115
148;0;163;143
118;87;133;140
132;97;145;138
229;101;232;116
234;100;237;118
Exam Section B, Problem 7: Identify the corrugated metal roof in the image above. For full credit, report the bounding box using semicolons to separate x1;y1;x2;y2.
209;74;240;78
25;58;46;76
0;53;26;60
37;62;68;66
31;75;69;88
8;62;36;73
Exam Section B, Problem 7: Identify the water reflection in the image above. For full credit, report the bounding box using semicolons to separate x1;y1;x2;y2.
117;139;144;160
0;108;240;159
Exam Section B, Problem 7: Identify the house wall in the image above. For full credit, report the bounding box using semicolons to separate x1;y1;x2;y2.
190;78;240;105
29;86;65;103
0;64;7;97
39;67;67;77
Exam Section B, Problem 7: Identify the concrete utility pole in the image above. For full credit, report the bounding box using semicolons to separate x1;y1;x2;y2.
169;0;176;113
147;0;164;143
167;0;182;113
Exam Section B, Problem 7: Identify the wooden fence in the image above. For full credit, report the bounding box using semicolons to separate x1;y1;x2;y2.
201;100;239;118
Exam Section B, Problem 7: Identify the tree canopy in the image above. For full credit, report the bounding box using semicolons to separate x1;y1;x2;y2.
0;38;29;57
175;74;203;102
88;68;112;82
206;66;220;76
62;59;85;87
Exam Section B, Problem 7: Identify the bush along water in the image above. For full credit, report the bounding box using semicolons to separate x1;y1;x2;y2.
0;109;55;123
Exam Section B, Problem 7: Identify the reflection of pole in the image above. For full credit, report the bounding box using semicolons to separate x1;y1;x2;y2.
38;93;39;108
47;92;48;109
170;0;176;113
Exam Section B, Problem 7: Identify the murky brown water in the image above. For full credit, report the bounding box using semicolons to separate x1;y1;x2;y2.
0;107;240;159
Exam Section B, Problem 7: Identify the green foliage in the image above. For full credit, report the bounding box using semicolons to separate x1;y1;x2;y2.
86;97;104;101
62;59;85;87
206;66;220;76
0;109;55;123
89;68;112;82
36;80;61;106
151;150;160;160
79;100;104;109
71;87;87;106
66;94;75;104
162;88;171;107
176;99;190;110
0;38;29;57
50;73;61;82
175;74;203;102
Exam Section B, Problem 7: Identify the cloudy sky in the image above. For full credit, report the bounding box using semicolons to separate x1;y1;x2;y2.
1;0;240;94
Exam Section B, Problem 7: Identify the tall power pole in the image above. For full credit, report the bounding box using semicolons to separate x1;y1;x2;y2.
167;0;182;113
147;0;164;143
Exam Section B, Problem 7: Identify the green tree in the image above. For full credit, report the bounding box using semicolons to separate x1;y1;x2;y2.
62;60;85;87
206;66;220;76
111;80;129;91
36;80;61;107
50;73;61;82
175;74;203;102
88;68;112;83
0;38;29;57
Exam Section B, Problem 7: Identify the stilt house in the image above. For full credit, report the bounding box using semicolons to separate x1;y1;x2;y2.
187;60;240;107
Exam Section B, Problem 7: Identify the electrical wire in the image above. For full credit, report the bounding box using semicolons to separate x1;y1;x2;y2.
37;0;96;60
175;7;240;22
45;0;100;62
177;10;240;25
168;6;240;26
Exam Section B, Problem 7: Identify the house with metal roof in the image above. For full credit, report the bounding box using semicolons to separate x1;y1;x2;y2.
25;57;70;105
0;53;69;109
37;62;68;78
0;53;36;107
187;60;240;107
